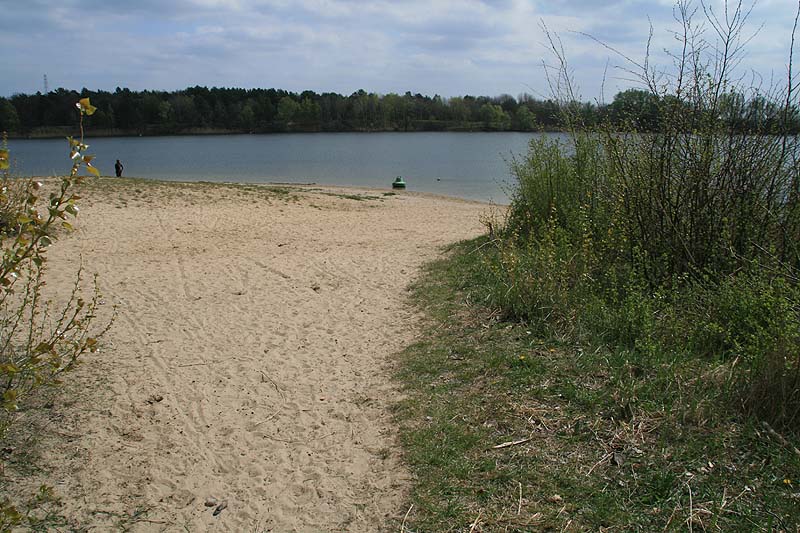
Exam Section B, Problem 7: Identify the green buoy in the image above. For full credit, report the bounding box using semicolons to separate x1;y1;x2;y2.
392;176;406;189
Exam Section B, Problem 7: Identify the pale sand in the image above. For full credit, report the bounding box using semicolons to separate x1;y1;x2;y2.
37;180;489;531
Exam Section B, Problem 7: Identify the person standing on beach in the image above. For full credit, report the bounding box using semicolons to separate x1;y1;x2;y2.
115;159;124;177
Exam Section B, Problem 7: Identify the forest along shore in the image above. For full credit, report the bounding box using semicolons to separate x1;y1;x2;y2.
28;179;488;531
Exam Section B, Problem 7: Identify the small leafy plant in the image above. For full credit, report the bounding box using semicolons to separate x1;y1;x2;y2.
0;98;111;530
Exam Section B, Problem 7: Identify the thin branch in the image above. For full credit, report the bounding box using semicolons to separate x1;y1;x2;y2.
468;510;483;533
400;505;413;533
492;436;532;449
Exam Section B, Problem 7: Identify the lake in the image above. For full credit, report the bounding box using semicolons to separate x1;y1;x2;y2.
4;132;562;203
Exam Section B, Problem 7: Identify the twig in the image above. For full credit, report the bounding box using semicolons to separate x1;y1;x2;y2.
663;500;679;531
400;504;413;533
260;370;285;401
468;509;483;533
761;421;800;457
263;434;295;444
517;482;523;515
586;452;613;476
530;416;551;432
176;361;219;368
469;238;500;255
492;436;532;449
252;410;281;427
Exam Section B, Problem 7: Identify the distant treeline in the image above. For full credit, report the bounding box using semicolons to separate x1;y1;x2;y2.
1;86;798;137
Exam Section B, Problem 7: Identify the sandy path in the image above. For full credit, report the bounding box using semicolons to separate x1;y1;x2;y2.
39;181;488;531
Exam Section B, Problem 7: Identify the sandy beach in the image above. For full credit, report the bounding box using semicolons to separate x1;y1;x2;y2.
26;179;489;531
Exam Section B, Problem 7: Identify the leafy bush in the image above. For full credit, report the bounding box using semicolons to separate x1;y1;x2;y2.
0;98;111;528
481;1;800;433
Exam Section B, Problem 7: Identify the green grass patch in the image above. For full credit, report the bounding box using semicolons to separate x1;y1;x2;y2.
394;239;800;531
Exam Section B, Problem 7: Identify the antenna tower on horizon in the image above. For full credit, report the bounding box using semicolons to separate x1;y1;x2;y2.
43;74;49;94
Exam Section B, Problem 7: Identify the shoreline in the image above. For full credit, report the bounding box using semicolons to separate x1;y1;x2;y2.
32;175;509;207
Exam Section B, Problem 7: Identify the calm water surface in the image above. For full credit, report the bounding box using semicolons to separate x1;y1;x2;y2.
5;132;563;203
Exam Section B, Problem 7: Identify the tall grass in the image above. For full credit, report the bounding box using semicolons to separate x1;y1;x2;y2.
482;0;800;433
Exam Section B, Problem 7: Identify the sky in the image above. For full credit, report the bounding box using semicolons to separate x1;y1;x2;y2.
1;0;798;101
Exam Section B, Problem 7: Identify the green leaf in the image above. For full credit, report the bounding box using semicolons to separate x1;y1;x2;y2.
0;148;8;170
61;221;74;231
0;363;19;373
3;389;18;410
17;215;32;225
34;342;52;354
0;501;22;522
85;164;100;177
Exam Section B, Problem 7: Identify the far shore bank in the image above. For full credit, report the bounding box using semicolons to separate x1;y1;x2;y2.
7;126;561;140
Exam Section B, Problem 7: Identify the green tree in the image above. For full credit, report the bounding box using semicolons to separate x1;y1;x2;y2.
0;99;20;133
158;100;173;123
480;103;511;130
447;97;472;123
276;96;300;124
240;101;255;131
514;105;537;130
298;97;321;125
608;89;660;130
170;94;199;127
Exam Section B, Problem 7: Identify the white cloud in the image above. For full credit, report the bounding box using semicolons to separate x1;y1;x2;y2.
1;0;799;99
